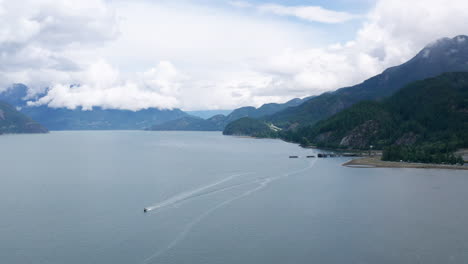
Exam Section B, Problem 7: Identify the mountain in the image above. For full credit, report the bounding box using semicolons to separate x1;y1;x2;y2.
284;72;468;164
0;85;189;130
259;35;468;129
148;115;227;131
21;106;188;130
0;101;48;134
150;96;314;131
225;96;314;124
187;110;232;119
223;117;275;137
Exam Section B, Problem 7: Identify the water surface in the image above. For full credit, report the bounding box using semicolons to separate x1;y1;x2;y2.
1;131;467;264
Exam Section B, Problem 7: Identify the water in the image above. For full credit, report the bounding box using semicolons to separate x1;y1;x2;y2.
1;131;468;264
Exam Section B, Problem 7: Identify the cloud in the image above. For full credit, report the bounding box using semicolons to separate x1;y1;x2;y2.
2;0;468;111
0;0;118;91
28;60;181;111
246;0;468;104
227;1;252;8
258;4;359;24
229;1;358;24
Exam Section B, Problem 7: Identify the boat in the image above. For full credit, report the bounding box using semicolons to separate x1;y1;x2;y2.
144;208;149;213
289;156;299;158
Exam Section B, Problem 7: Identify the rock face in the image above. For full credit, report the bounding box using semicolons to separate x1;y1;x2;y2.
339;120;379;149
395;132;419;145
0;101;48;134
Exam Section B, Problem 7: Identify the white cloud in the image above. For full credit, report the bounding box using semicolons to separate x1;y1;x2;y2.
0;0;118;91
246;0;468;105
258;4;359;24
227;1;252;8
1;0;468;111
28;60;181;111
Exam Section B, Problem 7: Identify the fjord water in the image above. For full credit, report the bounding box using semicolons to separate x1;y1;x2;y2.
1;132;468;264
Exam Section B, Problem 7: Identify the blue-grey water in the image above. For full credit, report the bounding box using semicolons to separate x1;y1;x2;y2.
1;131;468;264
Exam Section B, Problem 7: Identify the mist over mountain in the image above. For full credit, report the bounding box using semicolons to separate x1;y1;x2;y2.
0;85;189;130
224;36;468;141
262;35;468;128
4;36;468;133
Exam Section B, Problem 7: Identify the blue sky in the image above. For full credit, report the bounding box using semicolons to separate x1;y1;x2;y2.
1;0;468;111
223;0;370;41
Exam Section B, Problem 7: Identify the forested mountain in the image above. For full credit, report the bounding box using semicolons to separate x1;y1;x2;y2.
149;115;227;131
225;96;314;124
225;72;468;164
150;96;314;131
285;72;467;163
187;110;232;119
258;35;468;129
223;117;276;137
0;101;48;134
0;84;189;130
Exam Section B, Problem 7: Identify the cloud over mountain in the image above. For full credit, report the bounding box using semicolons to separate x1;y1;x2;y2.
1;0;468;111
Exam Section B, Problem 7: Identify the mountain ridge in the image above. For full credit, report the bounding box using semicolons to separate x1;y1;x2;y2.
149;95;315;131
263;35;468;128
0;101;48;134
224;35;468;137
287;72;468;164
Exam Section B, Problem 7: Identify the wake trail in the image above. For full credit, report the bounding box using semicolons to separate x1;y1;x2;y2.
143;159;317;263
145;172;252;212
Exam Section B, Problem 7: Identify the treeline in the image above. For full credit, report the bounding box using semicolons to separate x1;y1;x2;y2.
382;143;464;165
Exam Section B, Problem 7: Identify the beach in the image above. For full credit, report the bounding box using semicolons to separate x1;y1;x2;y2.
344;155;468;170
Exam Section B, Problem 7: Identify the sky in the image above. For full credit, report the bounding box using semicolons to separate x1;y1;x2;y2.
1;0;468;111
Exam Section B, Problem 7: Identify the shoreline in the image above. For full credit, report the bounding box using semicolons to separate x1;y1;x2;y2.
343;156;468;171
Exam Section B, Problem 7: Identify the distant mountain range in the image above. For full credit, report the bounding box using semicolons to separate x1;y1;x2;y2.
149;115;227;131
0;84;189;130
149;96;314;131
0;101;48;134
187;110;232;119
224;35;468;137
3;35;468;136
0;83;313;131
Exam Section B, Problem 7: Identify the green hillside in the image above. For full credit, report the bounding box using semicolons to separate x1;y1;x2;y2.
223;117;276;137
283;72;468;164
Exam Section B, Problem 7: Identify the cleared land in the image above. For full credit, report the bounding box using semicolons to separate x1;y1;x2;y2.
344;155;468;171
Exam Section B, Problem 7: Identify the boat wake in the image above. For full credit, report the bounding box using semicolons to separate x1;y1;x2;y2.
143;159;317;263
144;172;253;213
